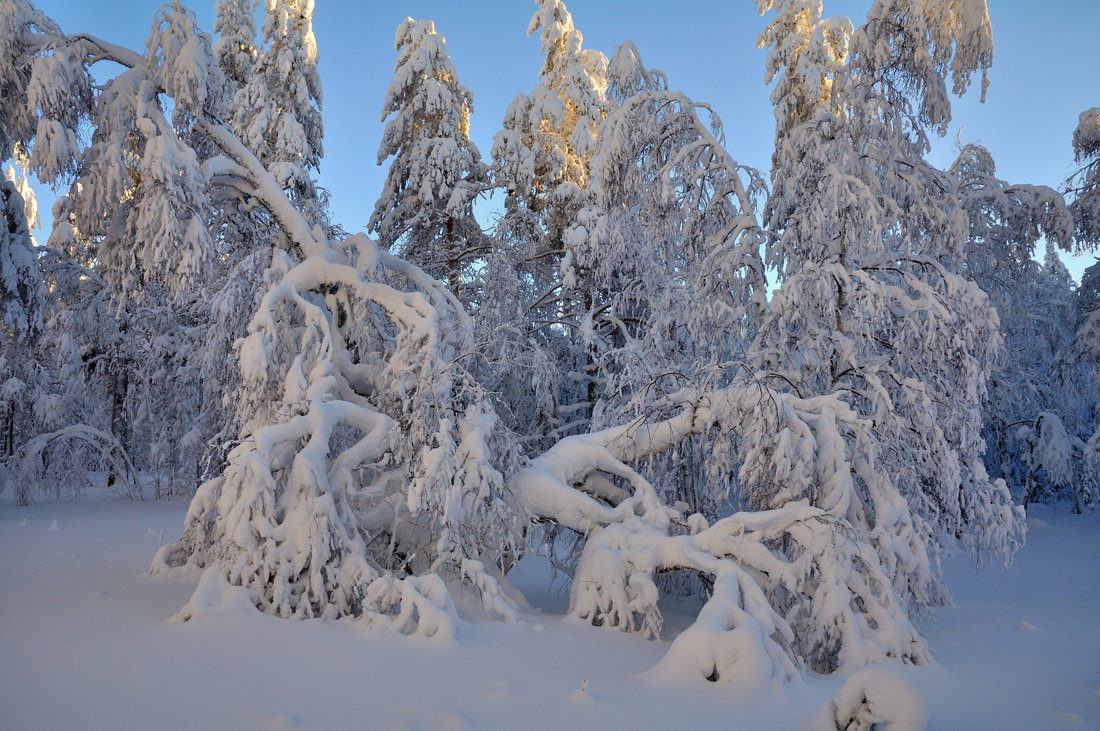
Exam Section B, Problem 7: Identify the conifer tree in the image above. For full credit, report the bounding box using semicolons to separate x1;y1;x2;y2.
370;18;484;296
0;164;44;344
213;0;257;89
492;0;608;241
0;162;46;466
231;0;324;221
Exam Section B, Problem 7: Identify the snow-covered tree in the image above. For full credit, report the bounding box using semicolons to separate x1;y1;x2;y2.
948;143;1091;493
1069;109;1100;423
492;0;608;239
3;0;1071;692
1067;107;1100;248
753;0;1022;607
1;165;44;344
1072;257;1100;511
559;43;768;519
0;162;46;468
483;0;612;440
370;18;485;295
510;381;933;679
213;0;257;89
32;2;221;303
755;0;852;166
0;12;528;625
1022;411;1094;513
1076;257;1100;372
230;0;324;221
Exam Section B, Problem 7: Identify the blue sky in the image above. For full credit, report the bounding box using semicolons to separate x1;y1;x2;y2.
24;0;1100;279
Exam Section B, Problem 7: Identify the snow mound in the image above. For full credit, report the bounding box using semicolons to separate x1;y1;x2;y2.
175;567;260;621
566;680;592;703
814;664;928;730
644;573;789;690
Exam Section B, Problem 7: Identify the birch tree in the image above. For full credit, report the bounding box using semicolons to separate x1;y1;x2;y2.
950;143;1091;495
753;0;1022;604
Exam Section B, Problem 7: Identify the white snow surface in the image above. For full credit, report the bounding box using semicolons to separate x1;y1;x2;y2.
1;495;1098;729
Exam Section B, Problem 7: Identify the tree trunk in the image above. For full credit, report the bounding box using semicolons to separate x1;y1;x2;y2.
107;368;129;488
1;400;14;461
583;286;597;431
445;217;461;295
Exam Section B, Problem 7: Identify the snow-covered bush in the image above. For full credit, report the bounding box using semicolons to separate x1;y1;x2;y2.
1023;412;1095;513
813;664;929;731
7;424;142;505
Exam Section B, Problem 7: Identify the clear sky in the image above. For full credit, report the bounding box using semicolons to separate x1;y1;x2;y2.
23;0;1100;280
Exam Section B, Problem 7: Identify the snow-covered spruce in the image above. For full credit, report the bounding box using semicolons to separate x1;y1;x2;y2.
230;0;324;219
0;164;46;469
492;0;608;230
0;165;45;344
755;0;852;171
485;0;611;440
212;0;256;89
370;17;485;296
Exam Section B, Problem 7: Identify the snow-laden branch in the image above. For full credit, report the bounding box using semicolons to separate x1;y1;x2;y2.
197;118;325;258
61;30;324;263
510;379;931;681
7;424;142;504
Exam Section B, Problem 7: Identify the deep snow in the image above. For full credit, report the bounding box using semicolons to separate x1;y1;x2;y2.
0;494;1097;729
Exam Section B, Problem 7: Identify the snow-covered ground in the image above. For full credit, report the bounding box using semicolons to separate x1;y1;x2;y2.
1;494;1097;730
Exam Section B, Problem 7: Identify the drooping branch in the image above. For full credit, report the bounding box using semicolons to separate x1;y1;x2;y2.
509;378;932;679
